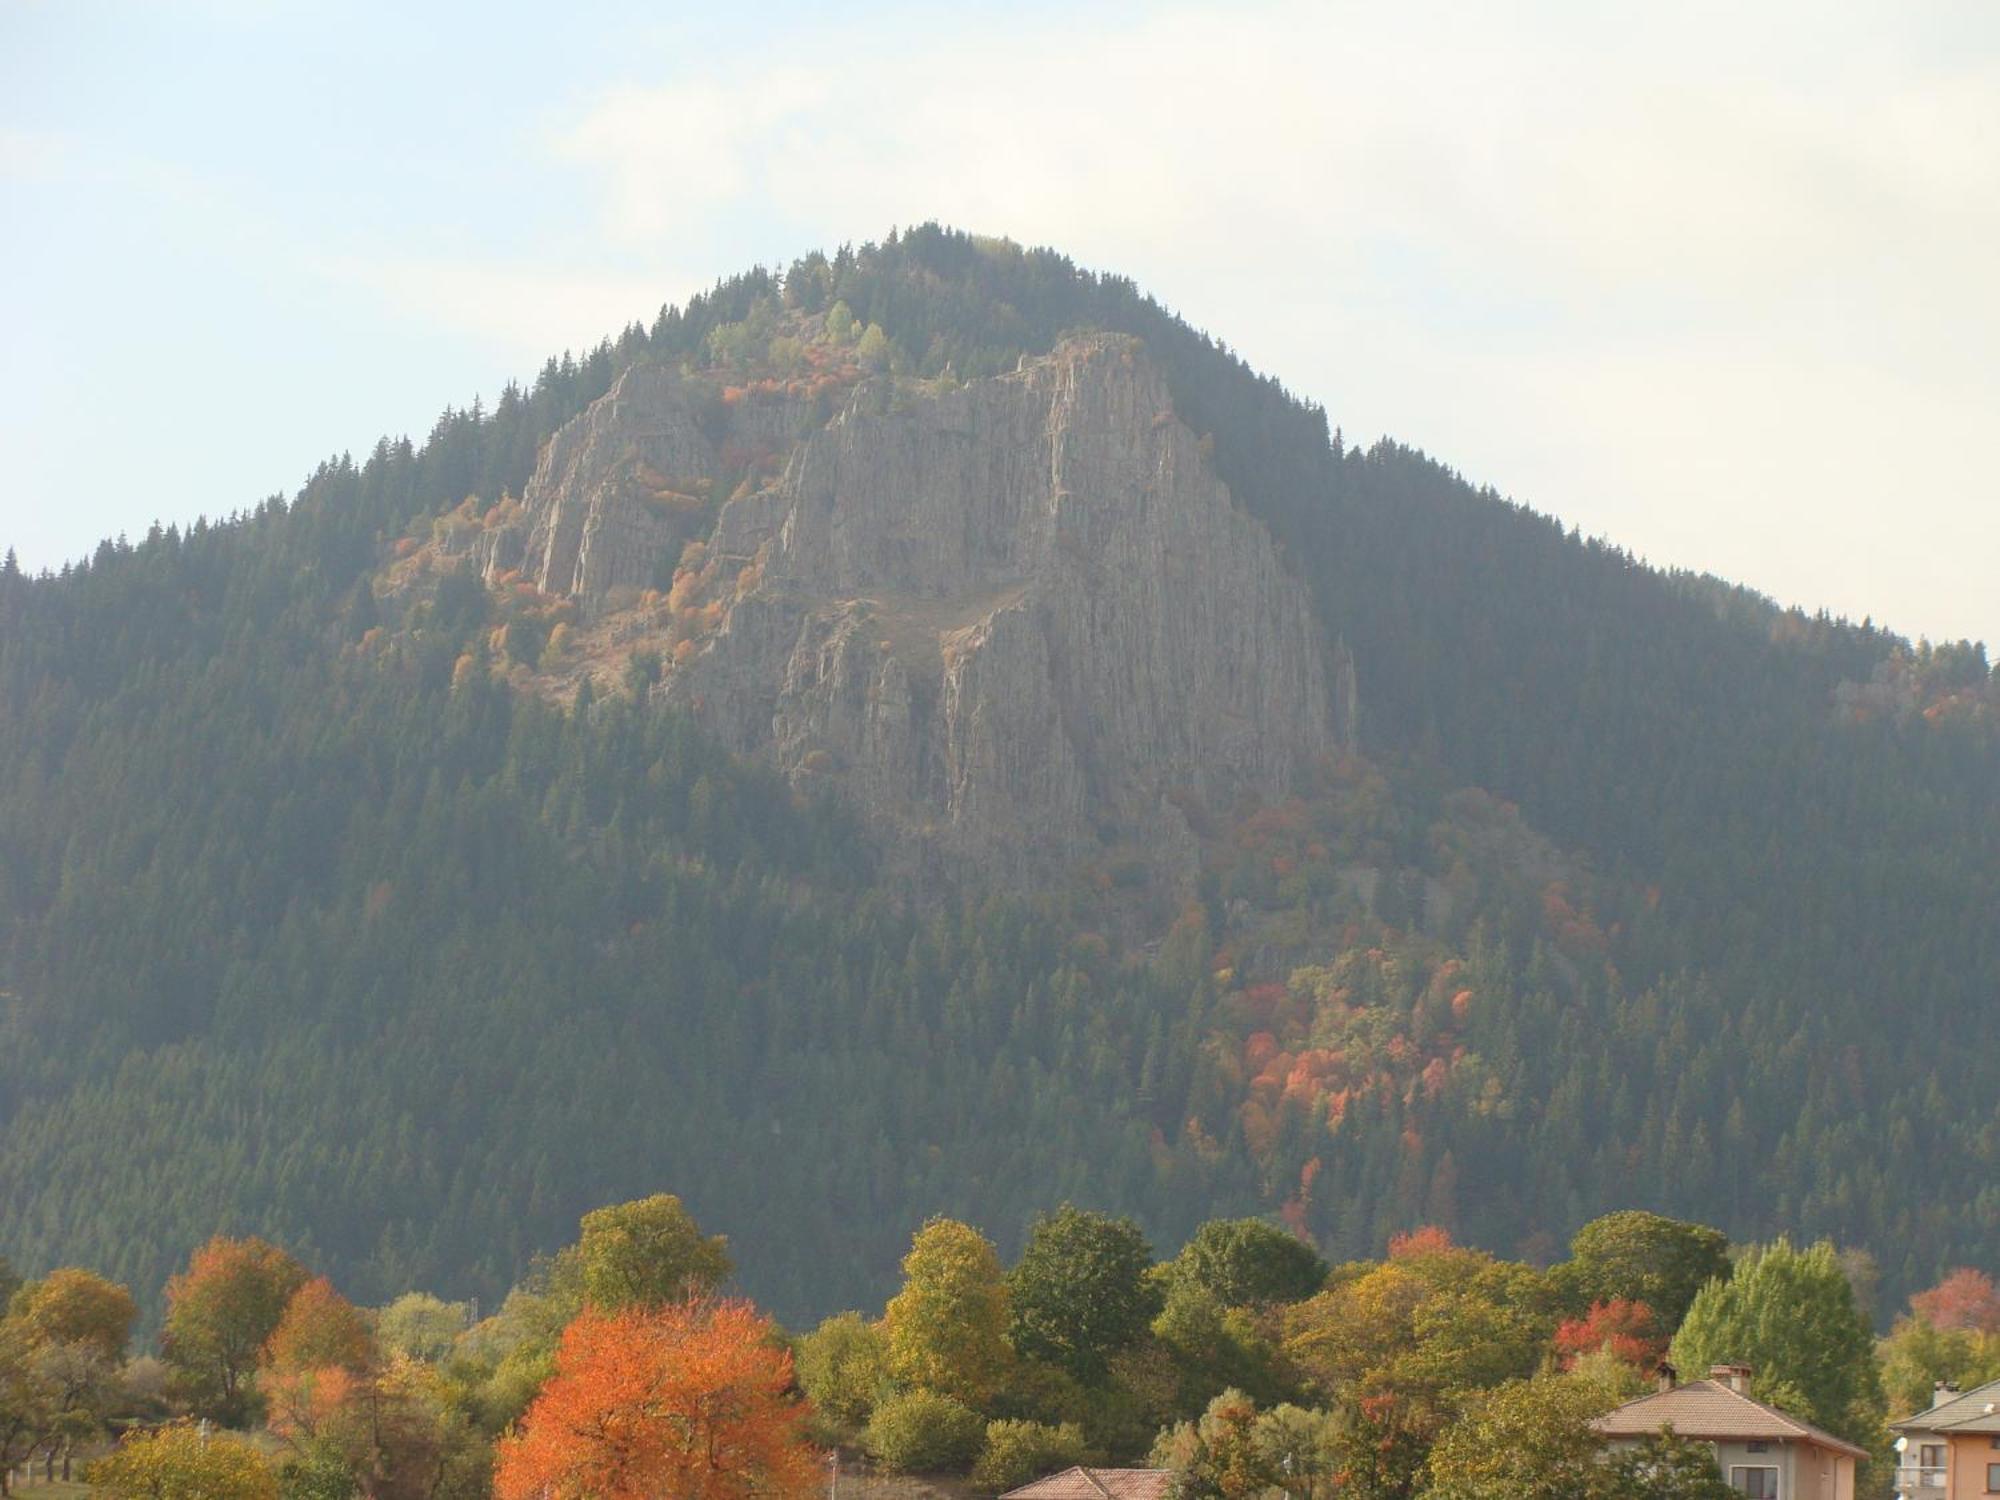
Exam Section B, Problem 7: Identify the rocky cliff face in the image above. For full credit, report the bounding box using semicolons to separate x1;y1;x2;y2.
483;335;1348;889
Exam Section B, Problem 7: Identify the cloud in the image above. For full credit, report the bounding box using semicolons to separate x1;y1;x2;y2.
551;68;829;245
542;0;2000;642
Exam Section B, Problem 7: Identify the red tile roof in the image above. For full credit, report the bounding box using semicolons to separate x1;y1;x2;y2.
1000;1468;1176;1500
1589;1380;1869;1459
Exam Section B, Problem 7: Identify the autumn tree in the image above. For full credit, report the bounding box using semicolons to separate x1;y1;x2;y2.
24;1338;124;1485
571;1192;731;1311
855;322;891;371
1150;1387;1271;1500
1553;1299;1662;1372
1421;1373;1617;1499
1284;1246;1549;1415
271;1355;490;1500
0;1319;51;1494
493;1299;814;1500
1008;1205;1159;1383
883;1218;1012;1404
9;1268;137;1362
1877;1311;2000;1419
162;1236;309;1424
1153;1390;1347;1500
1910;1268;2000;1334
88;1422;279;1500
259;1279;383;1487
265;1278;377;1374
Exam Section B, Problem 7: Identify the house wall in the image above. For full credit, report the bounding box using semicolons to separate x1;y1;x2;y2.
1601;1436;1851;1499
1951;1433;1999;1497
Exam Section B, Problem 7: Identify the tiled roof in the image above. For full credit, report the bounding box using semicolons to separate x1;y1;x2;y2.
1588;1380;1870;1459
1000;1467;1176;1500
1892;1376;2000;1435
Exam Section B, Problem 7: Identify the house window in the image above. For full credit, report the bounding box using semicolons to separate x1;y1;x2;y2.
1986;1461;2000;1493
1731;1467;1779;1498
1921;1444;1944;1467
1747;1442;1770;1453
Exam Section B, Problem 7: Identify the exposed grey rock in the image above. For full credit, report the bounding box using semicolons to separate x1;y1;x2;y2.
488;335;1350;890
484;363;712;603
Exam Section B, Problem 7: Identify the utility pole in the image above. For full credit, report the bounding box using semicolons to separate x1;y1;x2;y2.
826;1448;840;1500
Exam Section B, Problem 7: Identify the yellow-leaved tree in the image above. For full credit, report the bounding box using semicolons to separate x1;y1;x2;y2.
882;1217;1012;1405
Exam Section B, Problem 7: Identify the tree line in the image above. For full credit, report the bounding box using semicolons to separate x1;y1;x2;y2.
7;1194;1997;1497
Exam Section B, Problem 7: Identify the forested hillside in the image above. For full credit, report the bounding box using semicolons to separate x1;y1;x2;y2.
1;225;1995;1330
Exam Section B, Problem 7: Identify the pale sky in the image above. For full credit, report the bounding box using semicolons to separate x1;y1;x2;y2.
4;0;1995;646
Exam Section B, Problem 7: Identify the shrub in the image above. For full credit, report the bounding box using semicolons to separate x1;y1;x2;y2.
973;1419;1092;1492
796;1311;889;1430
863;1388;984;1474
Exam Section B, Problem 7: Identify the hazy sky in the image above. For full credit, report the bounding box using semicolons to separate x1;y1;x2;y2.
4;0;1995;646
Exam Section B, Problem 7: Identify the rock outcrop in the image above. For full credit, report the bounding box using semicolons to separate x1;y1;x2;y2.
484;335;1348;889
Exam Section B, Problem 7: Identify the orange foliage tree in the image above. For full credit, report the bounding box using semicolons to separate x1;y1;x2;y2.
1386;1225;1456;1260
161;1236;309;1423
265;1277;377;1375
493;1299;816;1500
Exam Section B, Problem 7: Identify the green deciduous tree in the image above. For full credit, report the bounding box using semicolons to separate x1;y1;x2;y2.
1598;1431;1738;1499
862;1387;985;1474
795;1311;889;1431
572;1192;731;1311
1557;1211;1730;1334
375;1293;469;1364
1172;1219;1328;1307
1420;1373;1617;1500
973;1418;1093;1492
1009;1206;1159;1384
1668;1238;1885;1451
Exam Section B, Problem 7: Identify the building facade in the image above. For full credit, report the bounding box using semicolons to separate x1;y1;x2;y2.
1589;1364;1865;1499
1891;1377;2000;1499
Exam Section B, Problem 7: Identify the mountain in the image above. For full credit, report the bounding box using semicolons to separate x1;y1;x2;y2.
1;225;1994;1331
466;330;1346;892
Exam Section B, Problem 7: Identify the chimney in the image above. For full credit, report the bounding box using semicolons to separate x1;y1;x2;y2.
1709;1364;1753;1394
1655;1361;1678;1394
1936;1381;1960;1401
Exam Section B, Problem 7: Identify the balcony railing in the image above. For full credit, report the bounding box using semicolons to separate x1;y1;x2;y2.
1893;1465;1946;1493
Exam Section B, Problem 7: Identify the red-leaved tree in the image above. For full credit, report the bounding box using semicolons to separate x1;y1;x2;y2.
493;1299;815;1500
1553;1298;1663;1371
1910;1269;2000;1334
